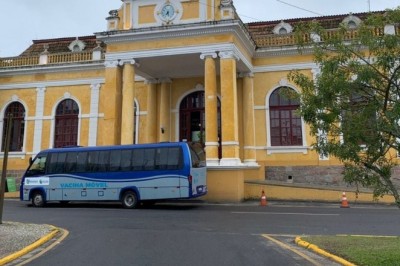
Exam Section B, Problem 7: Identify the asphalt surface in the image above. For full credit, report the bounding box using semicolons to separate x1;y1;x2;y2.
1;198;398;266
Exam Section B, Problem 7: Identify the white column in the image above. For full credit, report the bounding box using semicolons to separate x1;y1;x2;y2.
145;79;158;143
241;72;258;166
88;83;101;146
32;87;46;154
219;51;241;166
201;52;219;166
120;59;136;145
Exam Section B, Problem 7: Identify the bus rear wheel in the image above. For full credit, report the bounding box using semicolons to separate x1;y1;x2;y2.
121;191;138;209
32;192;45;207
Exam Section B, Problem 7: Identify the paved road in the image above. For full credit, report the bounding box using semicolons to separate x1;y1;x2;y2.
3;200;400;265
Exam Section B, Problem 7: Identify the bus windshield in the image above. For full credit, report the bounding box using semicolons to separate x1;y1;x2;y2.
26;154;47;176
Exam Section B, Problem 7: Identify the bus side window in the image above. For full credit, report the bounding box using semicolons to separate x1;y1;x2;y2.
87;151;99;172
143;148;155;170
89;151;110;172
156;148;167;170
120;149;132;171
55;153;67;173
132;149;145;170
110;150;122;172
47;154;56;173
76;152;88;172
168;147;183;169
156;147;182;170
65;152;78;173
98;151;110;172
48;153;67;174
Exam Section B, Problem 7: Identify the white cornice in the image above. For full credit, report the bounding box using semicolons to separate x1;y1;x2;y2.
0;62;105;77
254;62;317;73
106;43;254;73
97;20;256;59
255;46;314;57
106;43;234;60
0;78;105;90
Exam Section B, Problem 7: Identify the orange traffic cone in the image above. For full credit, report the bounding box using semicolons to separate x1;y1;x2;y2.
260;190;267;206
340;192;350;208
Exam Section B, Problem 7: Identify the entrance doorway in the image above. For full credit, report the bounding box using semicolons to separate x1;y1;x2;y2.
179;91;221;157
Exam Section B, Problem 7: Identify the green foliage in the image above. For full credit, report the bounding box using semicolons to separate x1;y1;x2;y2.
289;8;400;207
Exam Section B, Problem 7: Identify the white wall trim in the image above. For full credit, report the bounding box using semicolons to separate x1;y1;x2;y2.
0;78;105;90
0;62;105;77
266;146;309;154
254;62;316;73
219;158;242;166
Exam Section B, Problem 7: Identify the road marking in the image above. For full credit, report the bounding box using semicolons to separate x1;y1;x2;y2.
262;234;323;266
17;228;70;266
232;211;339;216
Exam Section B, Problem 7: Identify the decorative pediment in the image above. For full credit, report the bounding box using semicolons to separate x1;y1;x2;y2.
342;14;362;29
68;39;86;52
273;21;293;35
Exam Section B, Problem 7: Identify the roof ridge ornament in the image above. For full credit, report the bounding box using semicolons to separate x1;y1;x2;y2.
219;0;234;20
220;0;233;7
68;39;86;52
108;9;119;18
42;44;49;54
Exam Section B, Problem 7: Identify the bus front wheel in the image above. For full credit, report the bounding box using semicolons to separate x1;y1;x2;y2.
32;192;45;207
121;191;138;209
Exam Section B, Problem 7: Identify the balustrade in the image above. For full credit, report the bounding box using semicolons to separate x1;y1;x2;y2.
0;56;39;67
0;51;97;68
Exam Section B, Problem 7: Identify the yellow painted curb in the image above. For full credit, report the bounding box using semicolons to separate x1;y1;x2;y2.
0;225;59;266
295;236;356;266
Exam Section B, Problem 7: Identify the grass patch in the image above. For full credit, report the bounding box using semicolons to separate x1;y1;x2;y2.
302;235;400;266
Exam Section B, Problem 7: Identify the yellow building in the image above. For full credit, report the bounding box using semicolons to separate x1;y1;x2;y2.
0;0;397;203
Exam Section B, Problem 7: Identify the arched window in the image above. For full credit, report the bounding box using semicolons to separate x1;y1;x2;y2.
269;87;302;146
278;27;288;34
342;15;361;30
54;99;79;148
2;102;25;152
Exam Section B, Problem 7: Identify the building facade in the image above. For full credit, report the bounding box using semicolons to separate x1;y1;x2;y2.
1;0;398;202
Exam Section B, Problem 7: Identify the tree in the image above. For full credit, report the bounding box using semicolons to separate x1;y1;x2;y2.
289;8;400;207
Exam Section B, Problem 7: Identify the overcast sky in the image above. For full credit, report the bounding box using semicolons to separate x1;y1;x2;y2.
0;0;399;57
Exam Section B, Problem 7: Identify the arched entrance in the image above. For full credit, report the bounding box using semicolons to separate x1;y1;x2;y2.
179;91;221;157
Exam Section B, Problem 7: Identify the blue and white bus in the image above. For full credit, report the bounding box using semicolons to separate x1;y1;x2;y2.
20;142;207;208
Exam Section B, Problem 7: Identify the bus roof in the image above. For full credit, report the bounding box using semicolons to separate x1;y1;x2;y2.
38;142;189;154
